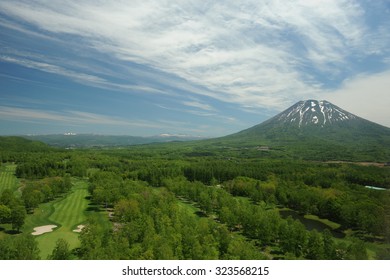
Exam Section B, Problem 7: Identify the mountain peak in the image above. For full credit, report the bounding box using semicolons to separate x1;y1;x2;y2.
273;99;357;128
221;99;390;161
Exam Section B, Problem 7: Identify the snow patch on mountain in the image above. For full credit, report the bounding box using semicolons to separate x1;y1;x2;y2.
275;100;356;128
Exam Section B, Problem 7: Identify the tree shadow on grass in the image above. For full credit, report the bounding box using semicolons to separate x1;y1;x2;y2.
85;201;105;212
194;211;208;218
5;229;20;235
86;206;104;212
1;226;20;235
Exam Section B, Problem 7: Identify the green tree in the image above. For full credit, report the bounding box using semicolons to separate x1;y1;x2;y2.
347;238;368;260
62;174;72;192
22;188;44;211
306;230;324;260
10;204;26;232
0;234;40;259
279;217;307;257
49;238;72;260
0;204;11;224
0;189;15;206
322;229;336;259
199;191;212;215
226;239;266;260
13;234;41;259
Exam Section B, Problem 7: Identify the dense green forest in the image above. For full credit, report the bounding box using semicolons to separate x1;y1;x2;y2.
0;136;389;259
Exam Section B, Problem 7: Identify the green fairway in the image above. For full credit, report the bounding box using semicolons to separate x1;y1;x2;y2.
24;179;90;259
0;163;19;193
304;214;341;230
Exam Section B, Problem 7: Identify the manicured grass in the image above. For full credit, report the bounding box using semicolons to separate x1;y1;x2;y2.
0;164;20;238
36;179;90;259
303;214;341;230
0;163;19;193
22;178;95;259
176;197;200;216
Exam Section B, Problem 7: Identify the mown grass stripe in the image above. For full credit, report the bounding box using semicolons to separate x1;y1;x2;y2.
0;163;18;192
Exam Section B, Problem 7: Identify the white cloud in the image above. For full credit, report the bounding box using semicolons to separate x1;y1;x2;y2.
323;71;390;127
0;55;106;83
182;100;216;112
0;106;166;128
1;0;389;113
0;106;220;135
0;54;164;94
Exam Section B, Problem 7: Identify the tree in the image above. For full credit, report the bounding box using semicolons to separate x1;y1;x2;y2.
226;239;266;260
0;234;40;259
322;229;336;259
62;174;72;192
0;204;11;224
199;191;212;215
306;230;324;260
12;234;41;259
22;188;43;211
279;217;307;257
0;235;13;259
347;239;368;260
11;205;26;232
49;238;72;260
0;189;15;206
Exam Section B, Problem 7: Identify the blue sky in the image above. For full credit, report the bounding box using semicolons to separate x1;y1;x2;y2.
0;0;389;136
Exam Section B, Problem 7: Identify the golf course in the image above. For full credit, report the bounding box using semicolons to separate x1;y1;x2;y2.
23;179;101;259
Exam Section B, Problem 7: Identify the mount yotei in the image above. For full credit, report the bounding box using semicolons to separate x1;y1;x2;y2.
215;100;390;161
268;100;356;127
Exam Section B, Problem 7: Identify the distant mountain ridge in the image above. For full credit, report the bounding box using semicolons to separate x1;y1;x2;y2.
22;133;206;148
3;100;390;161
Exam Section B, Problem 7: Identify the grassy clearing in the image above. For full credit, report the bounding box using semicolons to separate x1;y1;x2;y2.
0;163;19;193
177;198;202;217
303;214;341;230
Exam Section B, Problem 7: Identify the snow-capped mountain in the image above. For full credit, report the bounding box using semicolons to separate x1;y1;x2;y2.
274;100;356;127
218;99;390;161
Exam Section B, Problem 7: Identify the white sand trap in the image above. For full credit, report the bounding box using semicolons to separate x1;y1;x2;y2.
32;225;57;236
73;224;85;233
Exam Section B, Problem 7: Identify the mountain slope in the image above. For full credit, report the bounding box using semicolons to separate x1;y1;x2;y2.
216;100;390;161
0;136;50;152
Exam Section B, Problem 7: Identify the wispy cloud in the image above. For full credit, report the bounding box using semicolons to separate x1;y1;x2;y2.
0;106;218;135
182;100;216;112
0;105;180;130
0;53;164;95
1;0;389;113
156;103;216;117
0;55;106;84
324;71;390;127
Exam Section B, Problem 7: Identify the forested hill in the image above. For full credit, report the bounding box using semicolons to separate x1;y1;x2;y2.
0;136;50;152
0;136;54;162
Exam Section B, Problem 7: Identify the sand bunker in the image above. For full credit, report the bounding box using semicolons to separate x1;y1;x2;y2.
32;225;57;236
73;224;85;233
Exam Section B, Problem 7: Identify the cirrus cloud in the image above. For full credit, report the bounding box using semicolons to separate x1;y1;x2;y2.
0;0;389;134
